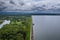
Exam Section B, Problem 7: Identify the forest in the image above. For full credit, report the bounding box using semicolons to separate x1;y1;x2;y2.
0;15;32;40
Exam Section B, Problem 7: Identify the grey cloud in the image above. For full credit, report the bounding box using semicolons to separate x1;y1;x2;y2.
0;0;60;11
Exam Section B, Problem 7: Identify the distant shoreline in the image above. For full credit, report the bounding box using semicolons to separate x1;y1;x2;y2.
0;12;60;15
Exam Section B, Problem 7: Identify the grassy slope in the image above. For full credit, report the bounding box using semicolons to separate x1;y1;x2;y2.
25;16;32;40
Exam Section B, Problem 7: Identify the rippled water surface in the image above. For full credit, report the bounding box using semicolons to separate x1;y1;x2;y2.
32;15;60;40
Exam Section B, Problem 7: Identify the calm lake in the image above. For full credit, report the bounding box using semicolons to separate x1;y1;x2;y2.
32;15;60;40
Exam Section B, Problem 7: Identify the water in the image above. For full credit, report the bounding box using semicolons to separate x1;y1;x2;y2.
32;15;60;40
0;20;10;28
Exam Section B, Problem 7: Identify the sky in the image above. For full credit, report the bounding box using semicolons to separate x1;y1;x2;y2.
0;0;60;12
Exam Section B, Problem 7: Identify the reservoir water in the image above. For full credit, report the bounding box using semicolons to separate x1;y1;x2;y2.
32;15;60;40
0;20;10;28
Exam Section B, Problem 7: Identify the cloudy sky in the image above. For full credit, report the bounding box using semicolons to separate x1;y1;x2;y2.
0;0;60;12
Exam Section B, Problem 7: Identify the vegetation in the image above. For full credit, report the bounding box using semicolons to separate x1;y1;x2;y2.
0;20;3;24
0;15;32;40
